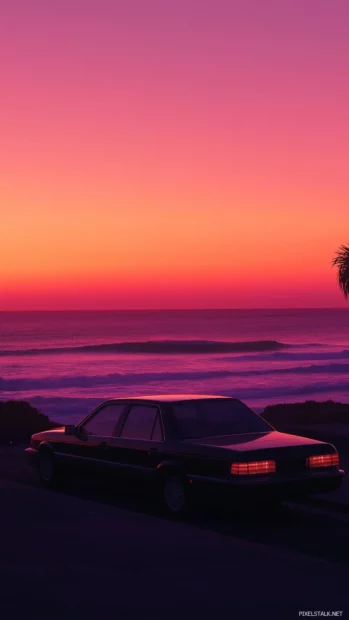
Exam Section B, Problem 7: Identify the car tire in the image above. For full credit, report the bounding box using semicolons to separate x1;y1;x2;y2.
38;448;59;488
161;472;190;517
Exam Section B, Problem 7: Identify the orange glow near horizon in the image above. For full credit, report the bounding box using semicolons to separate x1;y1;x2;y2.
1;1;349;310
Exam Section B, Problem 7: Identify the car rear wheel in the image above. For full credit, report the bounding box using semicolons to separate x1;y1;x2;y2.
162;473;190;517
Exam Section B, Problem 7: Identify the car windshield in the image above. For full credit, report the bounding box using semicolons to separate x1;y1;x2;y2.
171;399;271;439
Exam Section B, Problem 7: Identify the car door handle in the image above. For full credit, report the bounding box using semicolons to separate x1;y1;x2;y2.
99;442;108;449
148;448;158;455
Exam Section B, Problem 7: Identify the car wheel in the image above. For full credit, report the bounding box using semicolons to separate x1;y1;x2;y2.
162;473;190;517
38;449;58;488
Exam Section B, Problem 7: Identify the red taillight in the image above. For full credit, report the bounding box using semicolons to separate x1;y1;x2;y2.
306;454;339;468
231;460;276;475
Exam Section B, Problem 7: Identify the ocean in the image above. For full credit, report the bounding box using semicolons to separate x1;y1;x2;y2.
1;309;349;424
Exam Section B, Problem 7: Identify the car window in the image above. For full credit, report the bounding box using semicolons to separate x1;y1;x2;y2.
151;414;163;441
81;404;126;437
120;405;159;440
171;399;271;439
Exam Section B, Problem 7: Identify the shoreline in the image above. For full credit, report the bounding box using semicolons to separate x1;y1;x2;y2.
1;398;349;446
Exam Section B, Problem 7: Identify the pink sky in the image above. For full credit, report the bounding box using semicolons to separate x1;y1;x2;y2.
1;0;349;309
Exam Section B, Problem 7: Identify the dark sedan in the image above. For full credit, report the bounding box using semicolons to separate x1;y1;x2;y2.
25;394;344;514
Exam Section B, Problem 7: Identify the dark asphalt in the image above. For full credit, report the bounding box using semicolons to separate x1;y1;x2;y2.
0;448;348;619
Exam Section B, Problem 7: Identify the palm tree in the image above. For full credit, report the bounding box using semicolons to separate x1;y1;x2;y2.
333;245;349;298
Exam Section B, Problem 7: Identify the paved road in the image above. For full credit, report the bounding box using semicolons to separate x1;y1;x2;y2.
1;449;348;619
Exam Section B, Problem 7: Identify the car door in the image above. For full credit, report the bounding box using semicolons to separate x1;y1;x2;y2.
57;403;127;470
107;404;164;482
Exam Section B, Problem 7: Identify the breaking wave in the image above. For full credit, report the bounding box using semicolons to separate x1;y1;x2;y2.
1;361;349;392
0;339;289;356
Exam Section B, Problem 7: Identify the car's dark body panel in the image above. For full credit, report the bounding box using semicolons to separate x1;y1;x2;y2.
25;394;344;502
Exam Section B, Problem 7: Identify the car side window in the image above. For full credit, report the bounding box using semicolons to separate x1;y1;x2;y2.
120;405;159;440
151;414;163;441
81;404;126;437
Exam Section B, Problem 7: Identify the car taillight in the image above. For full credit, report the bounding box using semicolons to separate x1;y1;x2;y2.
231;460;276;475
306;454;339;468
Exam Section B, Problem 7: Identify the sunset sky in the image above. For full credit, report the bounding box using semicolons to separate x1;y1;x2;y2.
1;0;349;310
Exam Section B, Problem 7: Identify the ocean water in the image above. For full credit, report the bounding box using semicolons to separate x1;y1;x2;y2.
1;309;349;423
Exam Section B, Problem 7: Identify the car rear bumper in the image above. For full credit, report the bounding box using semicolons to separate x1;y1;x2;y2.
191;469;344;502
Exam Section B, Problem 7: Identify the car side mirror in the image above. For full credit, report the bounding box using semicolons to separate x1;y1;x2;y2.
65;424;76;436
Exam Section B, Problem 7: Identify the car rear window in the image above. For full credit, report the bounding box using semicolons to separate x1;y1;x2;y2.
171;399;270;439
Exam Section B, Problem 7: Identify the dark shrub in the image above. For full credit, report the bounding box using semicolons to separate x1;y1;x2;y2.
262;400;349;430
0;400;57;445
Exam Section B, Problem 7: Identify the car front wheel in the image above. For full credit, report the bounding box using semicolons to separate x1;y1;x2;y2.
38;449;58;488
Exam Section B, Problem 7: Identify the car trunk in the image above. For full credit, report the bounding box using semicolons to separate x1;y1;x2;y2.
186;430;335;477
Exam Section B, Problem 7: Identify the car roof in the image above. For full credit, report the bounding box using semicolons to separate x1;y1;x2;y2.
110;394;232;404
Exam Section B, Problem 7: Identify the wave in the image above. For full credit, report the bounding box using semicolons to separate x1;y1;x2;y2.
0;369;236;391
0;339;289;356
2;362;349;392
217;349;349;363
23;396;103;423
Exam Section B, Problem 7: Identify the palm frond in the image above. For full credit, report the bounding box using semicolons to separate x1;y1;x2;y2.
333;244;349;299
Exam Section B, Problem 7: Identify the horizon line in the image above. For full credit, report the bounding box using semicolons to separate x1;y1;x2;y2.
0;307;348;313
